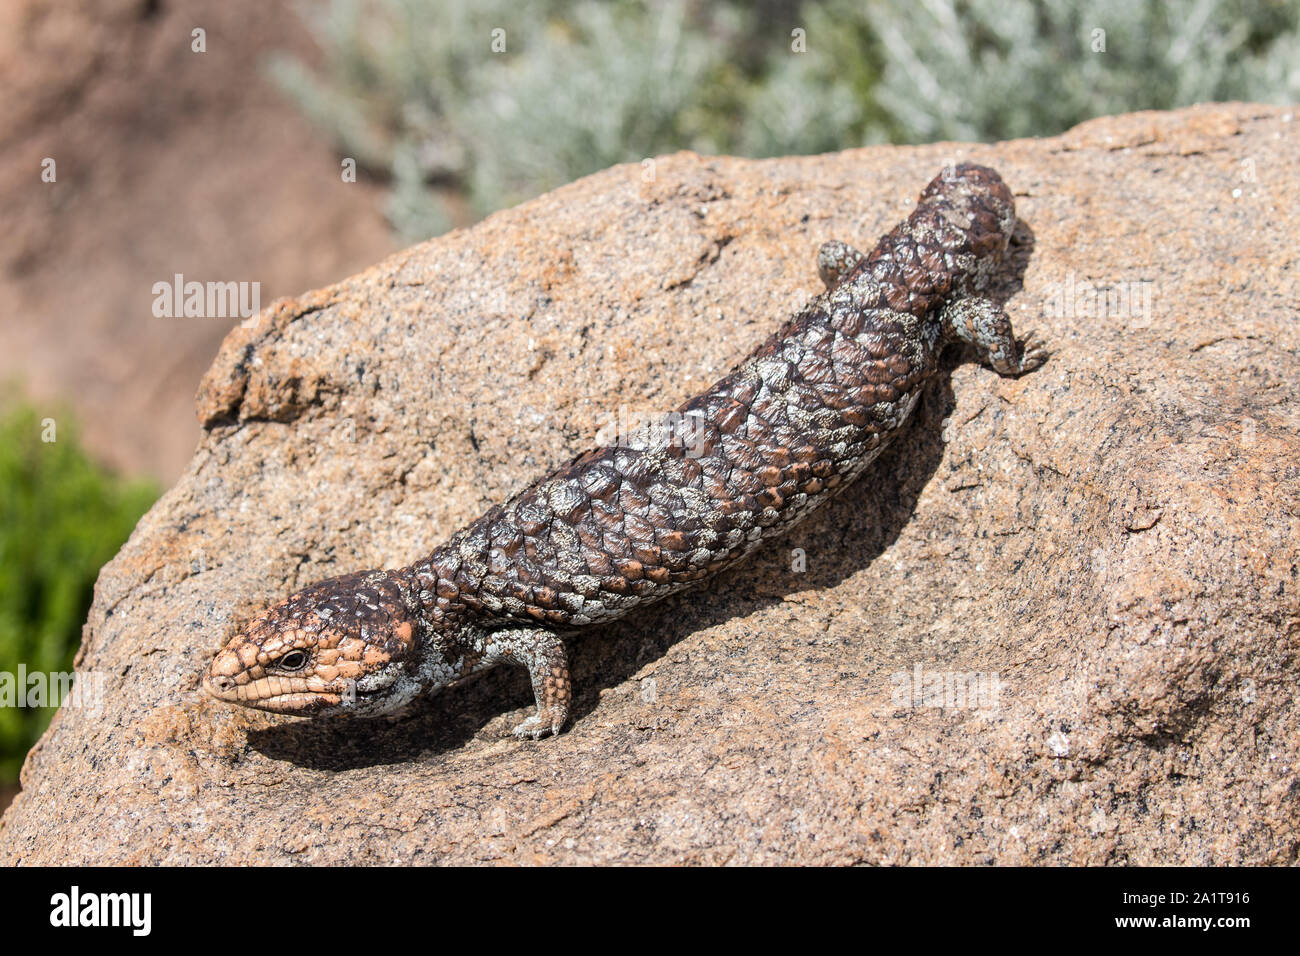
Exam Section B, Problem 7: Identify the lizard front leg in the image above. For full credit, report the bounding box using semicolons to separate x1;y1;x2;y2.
472;626;571;739
941;296;1048;376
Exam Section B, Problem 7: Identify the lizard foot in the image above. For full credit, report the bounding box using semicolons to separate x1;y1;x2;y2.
511;705;567;740
1014;329;1050;374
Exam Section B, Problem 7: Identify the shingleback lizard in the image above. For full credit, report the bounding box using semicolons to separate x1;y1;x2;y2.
204;163;1047;738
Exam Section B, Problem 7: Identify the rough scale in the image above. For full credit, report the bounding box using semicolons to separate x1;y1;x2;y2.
205;163;1047;738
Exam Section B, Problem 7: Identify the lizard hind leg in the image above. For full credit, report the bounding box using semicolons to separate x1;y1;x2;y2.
817;240;865;290
473;626;571;739
941;296;1048;376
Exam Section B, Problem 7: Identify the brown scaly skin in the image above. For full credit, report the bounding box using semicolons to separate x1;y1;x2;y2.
205;163;1048;738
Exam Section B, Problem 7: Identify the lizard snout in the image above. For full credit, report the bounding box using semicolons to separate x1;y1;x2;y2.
203;671;238;701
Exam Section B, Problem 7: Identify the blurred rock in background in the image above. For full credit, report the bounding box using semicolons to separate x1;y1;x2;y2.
0;0;395;483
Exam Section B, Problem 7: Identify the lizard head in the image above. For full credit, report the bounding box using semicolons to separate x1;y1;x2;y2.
204;569;424;717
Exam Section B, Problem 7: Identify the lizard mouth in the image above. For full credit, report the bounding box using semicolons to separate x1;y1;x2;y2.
203;673;349;714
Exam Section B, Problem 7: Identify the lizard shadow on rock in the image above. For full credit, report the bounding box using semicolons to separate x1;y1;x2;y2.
248;218;1036;771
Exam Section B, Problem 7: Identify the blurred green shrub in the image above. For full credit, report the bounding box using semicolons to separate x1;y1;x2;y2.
274;0;1300;239
0;402;157;783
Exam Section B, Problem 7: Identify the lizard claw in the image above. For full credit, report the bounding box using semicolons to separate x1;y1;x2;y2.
510;705;566;740
1015;329;1049;373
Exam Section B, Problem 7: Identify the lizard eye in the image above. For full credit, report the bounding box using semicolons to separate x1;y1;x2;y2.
277;650;309;671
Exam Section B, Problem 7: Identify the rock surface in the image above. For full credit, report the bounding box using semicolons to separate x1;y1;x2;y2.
2;103;1297;865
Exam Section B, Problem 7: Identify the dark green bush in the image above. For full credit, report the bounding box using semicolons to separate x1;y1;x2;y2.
0;402;157;782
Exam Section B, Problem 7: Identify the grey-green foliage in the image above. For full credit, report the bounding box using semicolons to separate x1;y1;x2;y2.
273;0;1300;240
870;0;1300;143
450;1;742;218
270;0;552;239
273;0;748;241
737;10;888;157
270;0;534;175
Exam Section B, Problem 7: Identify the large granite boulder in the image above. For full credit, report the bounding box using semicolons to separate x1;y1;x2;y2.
2;103;1296;864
